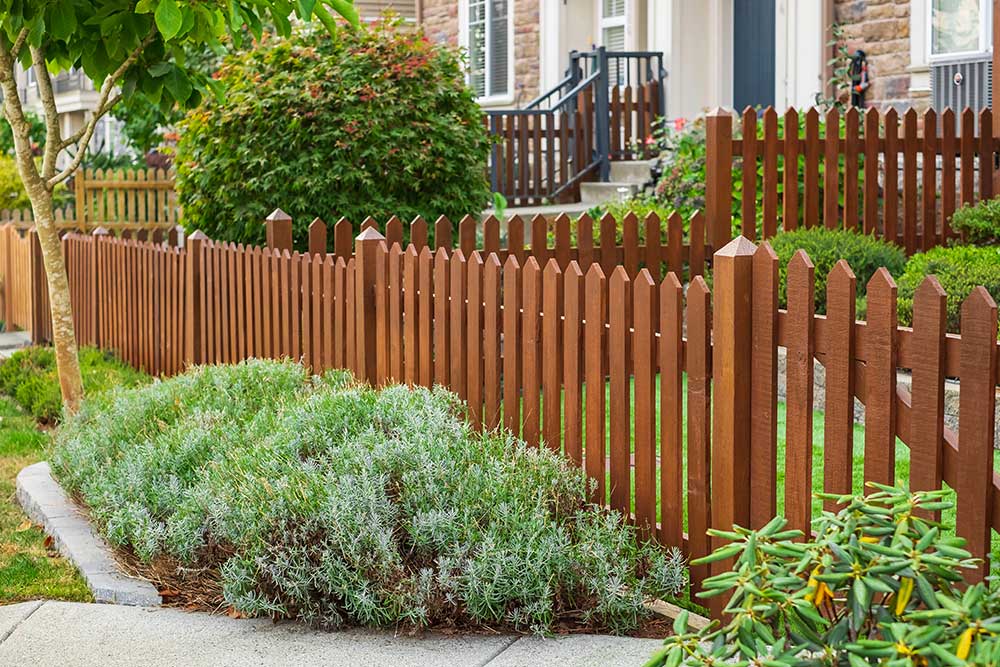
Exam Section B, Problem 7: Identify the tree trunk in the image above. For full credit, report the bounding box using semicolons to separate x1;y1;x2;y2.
20;171;84;414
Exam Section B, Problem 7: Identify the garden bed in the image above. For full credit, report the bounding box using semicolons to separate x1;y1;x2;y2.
50;360;687;636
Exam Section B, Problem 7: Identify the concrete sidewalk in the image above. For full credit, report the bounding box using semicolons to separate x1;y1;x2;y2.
0;601;664;666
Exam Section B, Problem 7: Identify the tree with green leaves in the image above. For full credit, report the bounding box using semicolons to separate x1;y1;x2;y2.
0;1;358;414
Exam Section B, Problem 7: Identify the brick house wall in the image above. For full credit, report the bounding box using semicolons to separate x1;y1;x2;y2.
834;0;929;111
420;0;541;104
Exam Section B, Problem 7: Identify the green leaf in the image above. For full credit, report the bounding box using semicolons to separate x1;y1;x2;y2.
297;0;318;19
148;61;173;78
136;0;158;12
163;68;193;104
49;8;77;40
155;0;183;41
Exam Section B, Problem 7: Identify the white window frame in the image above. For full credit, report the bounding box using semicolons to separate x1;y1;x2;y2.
459;0;515;105
598;0;627;50
926;0;992;63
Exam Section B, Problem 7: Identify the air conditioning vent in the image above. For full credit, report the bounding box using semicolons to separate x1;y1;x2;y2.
931;56;992;131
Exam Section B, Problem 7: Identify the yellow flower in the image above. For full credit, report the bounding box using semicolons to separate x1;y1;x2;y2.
805;565;832;607
957;626;975;660
895;577;914;615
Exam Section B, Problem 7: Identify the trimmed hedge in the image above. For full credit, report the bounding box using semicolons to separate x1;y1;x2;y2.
897;245;1000;333
176;19;491;248
52;361;686;634
0;347;148;423
769;227;907;314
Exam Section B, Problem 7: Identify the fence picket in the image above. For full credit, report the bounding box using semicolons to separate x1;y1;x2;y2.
863;269;898;487
542;259;562;453
584;264;606;505
823;261;857;510
522;257;541;447
633;269;656;541
686;277;712;589
785;250;815;536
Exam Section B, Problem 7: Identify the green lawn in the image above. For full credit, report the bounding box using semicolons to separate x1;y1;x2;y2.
0;397;90;604
525;375;1000;571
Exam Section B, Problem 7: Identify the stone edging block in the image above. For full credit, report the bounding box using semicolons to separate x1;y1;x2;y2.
15;462;162;607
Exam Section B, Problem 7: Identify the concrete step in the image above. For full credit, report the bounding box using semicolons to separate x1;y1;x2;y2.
608;159;656;184
579;181;639;205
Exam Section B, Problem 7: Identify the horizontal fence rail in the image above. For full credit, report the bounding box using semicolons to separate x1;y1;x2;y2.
6;214;1000;620
706;106;1000;254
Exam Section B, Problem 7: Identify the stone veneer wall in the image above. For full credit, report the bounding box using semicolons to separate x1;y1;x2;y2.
834;0;929;111
420;0;540;103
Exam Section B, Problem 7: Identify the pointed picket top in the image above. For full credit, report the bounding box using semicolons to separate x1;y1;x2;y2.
503;253;520;277
355;225;386;242
867;266;898;294
459;214;477;230
864;106;879;127
481;213;500;227
715;234;757;258
334;217;352;231
689;274;710;299
404;243;418;259
634;267;656;292
825;105;840;125
667;211;683;234
610;264;630;291
643;210;660;228
924;107;938;128
621;210;638;228
543;257;561;280
979;107;993;133
266;208;291;222
788;248;815;273
707;106;730;118
187;230;209;242
599;211;617;230
915;274;947;303
385;214;403;239
961;106;975;127
663;270;682;291
451;247;466;263
484;249;501;271
575;211;593;228
754;239;778;264
360;216;378;232
523;254;541;275
941;107;955;128
554;212;572;228
565;259;583;280
784;106;799;128
742;105;756;122
91;226;110;236
962;285;999;326
434;245;449;263
844;105;859;126
584;260;606;284
828;258;857;289
903;106;918;126
805;106;819;123
324;252;335;268
418;244;433;263
309;217;326;231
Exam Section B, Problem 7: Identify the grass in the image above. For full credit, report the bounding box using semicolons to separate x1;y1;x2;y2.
0;396;90;603
531;375;1000;572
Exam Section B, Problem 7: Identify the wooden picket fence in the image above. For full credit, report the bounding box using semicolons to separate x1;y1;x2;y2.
704;106;1000;255
0;225;40;332
10;211;999;620
0;168;179;235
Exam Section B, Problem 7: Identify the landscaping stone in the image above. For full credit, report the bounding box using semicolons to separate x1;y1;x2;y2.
0;602;665;666
0;330;31;359
15;462;161;607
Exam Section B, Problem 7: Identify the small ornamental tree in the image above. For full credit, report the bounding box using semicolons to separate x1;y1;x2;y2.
175;18;492;248
0;1;357;414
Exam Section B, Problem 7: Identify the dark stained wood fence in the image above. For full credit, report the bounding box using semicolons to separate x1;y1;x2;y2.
705;106;1000;254
6;213;1000;620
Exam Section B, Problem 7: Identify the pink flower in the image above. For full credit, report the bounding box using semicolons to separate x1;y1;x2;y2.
673;117;687;132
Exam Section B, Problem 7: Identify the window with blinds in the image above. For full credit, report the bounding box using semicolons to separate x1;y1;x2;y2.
468;0;510;99
601;0;626;51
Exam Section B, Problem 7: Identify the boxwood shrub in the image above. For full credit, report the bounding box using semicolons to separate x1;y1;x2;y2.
0;346;148;423
950;197;1000;246
897;245;1000;333
176;18;491;249
52;360;686;634
769;227;907;315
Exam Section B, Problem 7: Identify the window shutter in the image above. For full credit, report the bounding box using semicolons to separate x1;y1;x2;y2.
602;0;626;19
469;0;487;97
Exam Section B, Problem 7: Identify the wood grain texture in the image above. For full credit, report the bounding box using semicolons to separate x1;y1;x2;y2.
784;250;815;536
863;268;898;487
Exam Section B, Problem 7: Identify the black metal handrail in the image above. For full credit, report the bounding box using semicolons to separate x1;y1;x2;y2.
485;47;667;204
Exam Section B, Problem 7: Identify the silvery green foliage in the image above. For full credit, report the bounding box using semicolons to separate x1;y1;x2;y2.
52;360;686;634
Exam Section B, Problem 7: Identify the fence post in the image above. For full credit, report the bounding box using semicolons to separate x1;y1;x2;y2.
709;235;756;619
594;46;611;182
27;228;47;344
74;171;86;226
2;225;11;332
354;226;386;384
265;208;293;253
706;108;733;252
91;227;108;346
184;230;208;367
